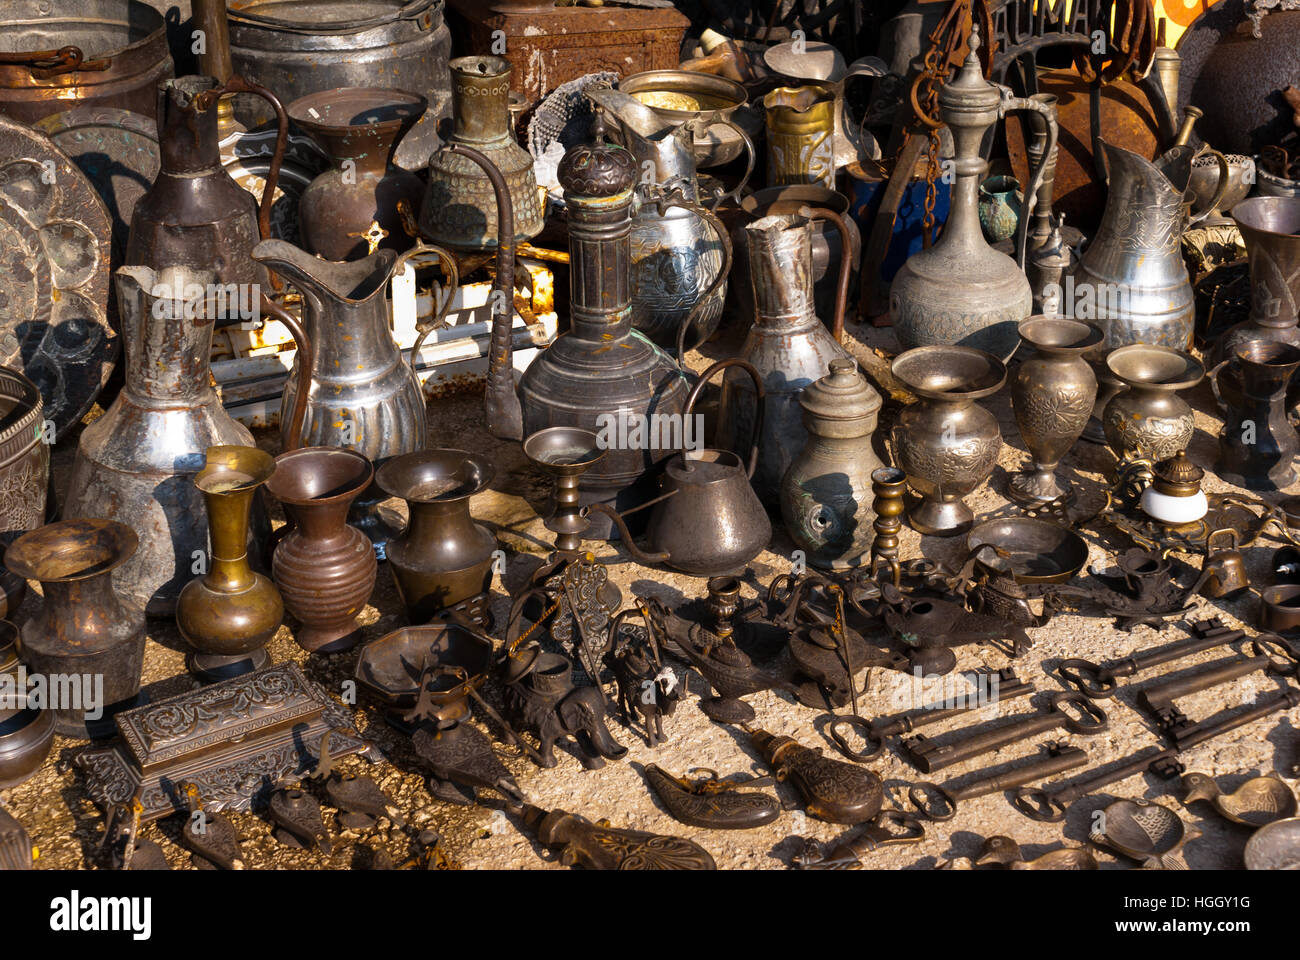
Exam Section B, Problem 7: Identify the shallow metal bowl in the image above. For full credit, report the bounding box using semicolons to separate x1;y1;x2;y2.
967;517;1089;585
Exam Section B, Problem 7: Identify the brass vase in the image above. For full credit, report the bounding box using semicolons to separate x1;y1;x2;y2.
177;446;283;682
1008;317;1101;505
266;447;376;653
1102;346;1204;464
5;519;146;739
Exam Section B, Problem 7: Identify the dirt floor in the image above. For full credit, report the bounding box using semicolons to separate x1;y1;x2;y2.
4;314;1298;871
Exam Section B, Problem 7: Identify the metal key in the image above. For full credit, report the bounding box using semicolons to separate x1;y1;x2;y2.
1137;639;1297;730
907;741;1089;822
1012;686;1300;821
826;668;1033;761
1058;618;1246;698
902;691;1108;773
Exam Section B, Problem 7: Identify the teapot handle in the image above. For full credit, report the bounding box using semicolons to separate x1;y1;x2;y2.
696;113;755;210
214;75;289;247
682;357;765;480
798;205;852;344
997;90;1058;270
1187;148;1232;227
258;294;314;452
673;200;734;362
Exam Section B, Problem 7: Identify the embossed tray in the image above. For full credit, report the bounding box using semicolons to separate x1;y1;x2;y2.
75;662;370;822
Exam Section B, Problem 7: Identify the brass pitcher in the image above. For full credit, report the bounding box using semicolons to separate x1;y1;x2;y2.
763;83;837;189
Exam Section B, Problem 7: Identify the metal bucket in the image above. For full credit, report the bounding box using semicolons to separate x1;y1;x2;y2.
0;0;174;125
227;0;452;171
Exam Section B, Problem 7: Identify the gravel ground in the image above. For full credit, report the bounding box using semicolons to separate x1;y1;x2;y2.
3;315;1297;871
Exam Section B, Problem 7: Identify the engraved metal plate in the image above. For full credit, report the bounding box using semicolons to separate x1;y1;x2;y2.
0;115;114;435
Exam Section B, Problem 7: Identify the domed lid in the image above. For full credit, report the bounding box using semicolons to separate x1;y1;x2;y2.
1151;450;1204;496
799;358;882;422
558;140;637;198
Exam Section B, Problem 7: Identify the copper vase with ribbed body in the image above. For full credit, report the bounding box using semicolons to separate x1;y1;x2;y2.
266;447;376;653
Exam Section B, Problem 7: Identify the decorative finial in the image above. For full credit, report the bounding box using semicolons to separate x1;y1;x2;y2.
968;18;982;56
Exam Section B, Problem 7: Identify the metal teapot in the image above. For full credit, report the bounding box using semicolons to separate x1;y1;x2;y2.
589;359;770;577
587;87;751;353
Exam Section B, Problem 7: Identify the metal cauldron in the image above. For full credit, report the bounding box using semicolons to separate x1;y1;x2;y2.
226;0;452;171
0;0;173;125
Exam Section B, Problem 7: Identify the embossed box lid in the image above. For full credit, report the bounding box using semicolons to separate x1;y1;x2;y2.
118;662;323;773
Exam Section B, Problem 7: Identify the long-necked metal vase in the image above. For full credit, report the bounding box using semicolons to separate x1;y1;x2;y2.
479;137;689;538
6;520;146;739
63;266;308;615
888;29;1057;361
177;446;283;682
1008;317;1102;505
717;212;850;509
253;239;427;556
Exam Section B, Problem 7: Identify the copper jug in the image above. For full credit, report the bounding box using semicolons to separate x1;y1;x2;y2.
127;74;288;286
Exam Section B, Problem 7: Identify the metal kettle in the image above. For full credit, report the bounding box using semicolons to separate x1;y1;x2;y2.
589;359;770;576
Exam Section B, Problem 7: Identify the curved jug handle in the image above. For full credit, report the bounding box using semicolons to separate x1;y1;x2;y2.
394;241;461;380
681;357;765;479
673;199;734;363
1188;148;1232;227
798;205;852;344
1207;357;1232;412
214;75;289;247
694;112;755;210
257;294;314;452
997;89;1058;270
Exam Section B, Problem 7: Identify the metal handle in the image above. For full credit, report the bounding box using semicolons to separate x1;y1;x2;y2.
673;200;734;363
256;295;314;452
998;90;1059;269
681;357;765;479
1057;658;1119;698
698;114;755;209
1050;691;1110;733
0;47;110;78
210;76;289;251
1207;357;1231;411
1187;147;1232;226
798;205;852;343
394;241;460;379
228;0;436;33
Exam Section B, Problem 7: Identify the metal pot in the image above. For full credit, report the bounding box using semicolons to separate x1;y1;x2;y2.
617;70;757;169
0;0;173;125
226;0;452;171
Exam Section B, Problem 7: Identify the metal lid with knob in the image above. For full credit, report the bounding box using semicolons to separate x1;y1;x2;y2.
798;358;882;436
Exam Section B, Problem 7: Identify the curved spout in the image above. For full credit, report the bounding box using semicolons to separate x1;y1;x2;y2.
445;142;523;442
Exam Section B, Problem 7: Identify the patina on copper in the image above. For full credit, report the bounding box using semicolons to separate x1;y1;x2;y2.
6;519;146;739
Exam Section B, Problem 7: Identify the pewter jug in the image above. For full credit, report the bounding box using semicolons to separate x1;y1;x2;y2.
127;75;288;286
717;212;850;509
1073;140;1226;431
889;28;1057;360
481;137;689;539
419;55;544;251
63;266;307;616
588;87;748;352
780;358;884;569
252;240;427;552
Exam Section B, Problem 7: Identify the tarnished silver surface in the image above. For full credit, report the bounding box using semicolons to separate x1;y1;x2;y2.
226;0;452;172
717;213;849;509
253;240;426;462
0;116;115;435
63;266;257;616
888;34;1054;361
589;88;732;348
